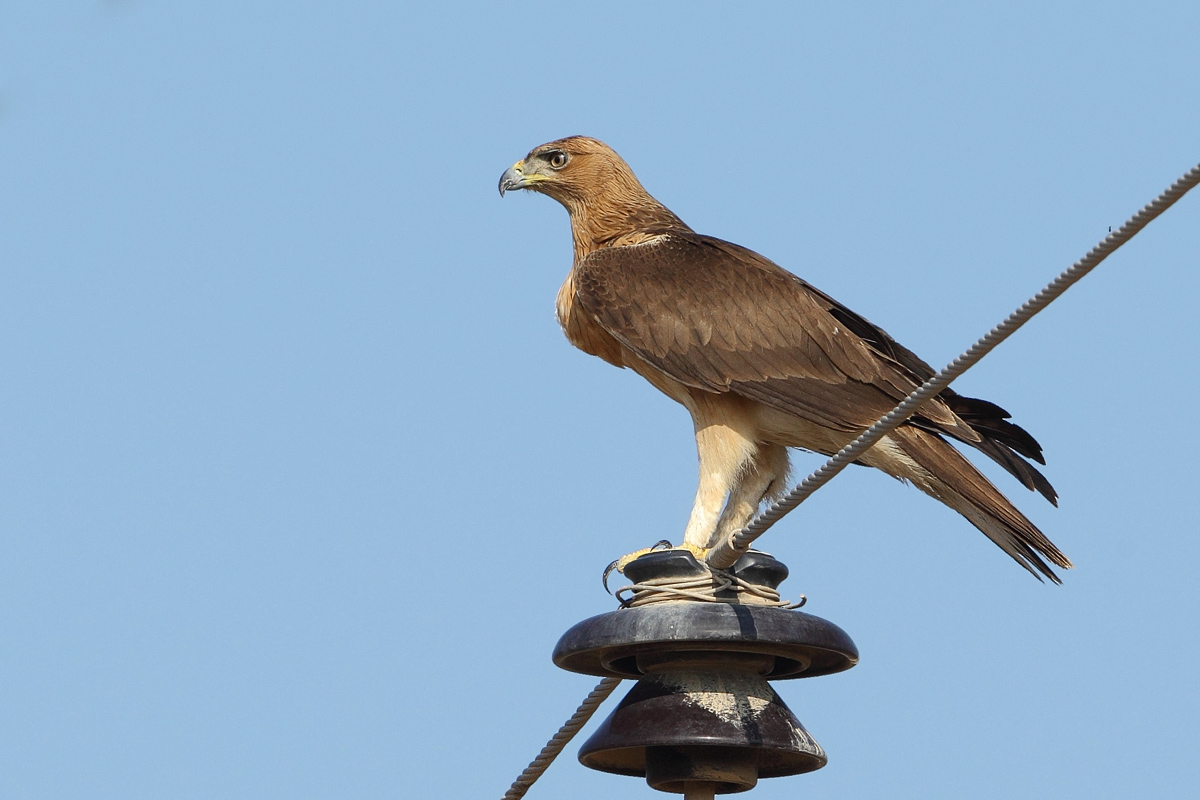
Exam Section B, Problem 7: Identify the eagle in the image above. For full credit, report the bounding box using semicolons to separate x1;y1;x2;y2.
500;136;1071;582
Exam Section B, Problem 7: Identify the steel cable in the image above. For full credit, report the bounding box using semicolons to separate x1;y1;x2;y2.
500;676;622;800
708;160;1200;569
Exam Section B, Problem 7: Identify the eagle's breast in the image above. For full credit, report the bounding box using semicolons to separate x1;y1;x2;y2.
556;271;626;367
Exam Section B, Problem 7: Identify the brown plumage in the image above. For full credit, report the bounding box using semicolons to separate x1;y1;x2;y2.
500;136;1072;582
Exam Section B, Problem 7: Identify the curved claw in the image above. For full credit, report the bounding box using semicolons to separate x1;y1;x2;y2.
601;559;620;595
601;540;676;593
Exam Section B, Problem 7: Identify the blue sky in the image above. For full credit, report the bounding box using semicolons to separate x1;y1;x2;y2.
2;3;1198;799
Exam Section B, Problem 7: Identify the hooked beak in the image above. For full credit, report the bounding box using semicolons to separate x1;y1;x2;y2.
498;160;540;196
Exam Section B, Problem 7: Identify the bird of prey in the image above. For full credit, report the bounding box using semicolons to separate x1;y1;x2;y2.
500;136;1071;582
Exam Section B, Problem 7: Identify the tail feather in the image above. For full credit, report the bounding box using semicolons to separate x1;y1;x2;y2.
911;392;1058;506
885;426;1072;583
942;394;1046;463
968;438;1058;506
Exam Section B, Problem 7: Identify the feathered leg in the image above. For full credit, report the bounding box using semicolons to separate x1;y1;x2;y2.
709;443;790;549
682;420;758;550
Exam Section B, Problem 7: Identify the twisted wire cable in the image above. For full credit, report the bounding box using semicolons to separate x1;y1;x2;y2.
708;160;1200;569
616;568;805;608
500;676;622;800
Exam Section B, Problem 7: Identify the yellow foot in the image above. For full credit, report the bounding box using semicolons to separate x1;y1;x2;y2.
602;542;711;593
602;540;671;593
675;543;710;563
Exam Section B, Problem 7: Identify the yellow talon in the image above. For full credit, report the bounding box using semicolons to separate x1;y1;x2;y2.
602;542;713;593
675;543;710;563
613;546;659;572
602;540;672;592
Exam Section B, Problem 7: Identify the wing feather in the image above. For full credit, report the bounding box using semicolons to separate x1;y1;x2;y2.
573;232;1056;504
574;233;960;432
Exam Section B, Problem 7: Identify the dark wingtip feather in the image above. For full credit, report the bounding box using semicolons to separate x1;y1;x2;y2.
945;395;1047;464
912;418;1058;506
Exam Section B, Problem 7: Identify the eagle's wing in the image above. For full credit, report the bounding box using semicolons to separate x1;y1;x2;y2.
575;232;1056;502
574;232;967;435
796;269;1057;503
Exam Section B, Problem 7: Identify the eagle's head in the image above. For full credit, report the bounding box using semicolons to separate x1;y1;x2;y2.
499;136;688;258
498;136;642;208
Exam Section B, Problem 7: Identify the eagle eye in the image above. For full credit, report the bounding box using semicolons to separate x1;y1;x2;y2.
547;150;568;169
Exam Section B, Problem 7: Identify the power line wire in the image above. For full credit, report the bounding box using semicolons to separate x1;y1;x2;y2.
500;677;622;800
708;160;1200;569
